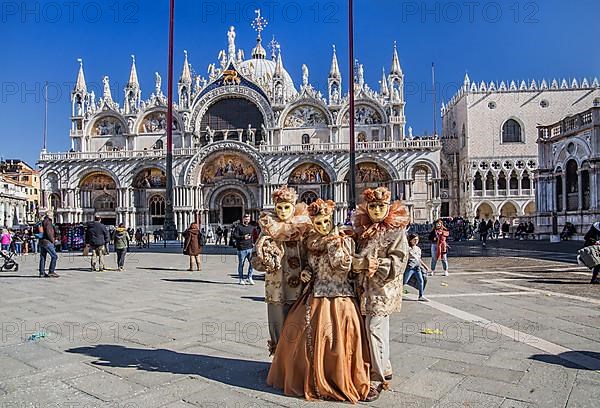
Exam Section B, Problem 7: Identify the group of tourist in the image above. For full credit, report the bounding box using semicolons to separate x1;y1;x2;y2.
0;227;39;254
35;212;131;277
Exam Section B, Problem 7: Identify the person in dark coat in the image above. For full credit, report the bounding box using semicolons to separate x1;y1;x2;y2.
38;212;60;278
183;222;202;271
478;219;489;247
85;215;110;271
583;222;600;284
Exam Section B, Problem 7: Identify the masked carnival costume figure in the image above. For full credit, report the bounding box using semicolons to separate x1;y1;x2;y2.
352;187;410;399
253;186;312;355
267;199;371;403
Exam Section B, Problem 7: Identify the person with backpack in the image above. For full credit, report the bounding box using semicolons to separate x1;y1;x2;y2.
38;212;59;278
85;215;110;272
113;223;130;271
583;222;600;284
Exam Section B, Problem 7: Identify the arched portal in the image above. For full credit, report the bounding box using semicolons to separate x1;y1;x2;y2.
132;168;167;230
476;202;494;219
500;202;518;218
209;188;250;225
288;162;332;202
79;172;117;224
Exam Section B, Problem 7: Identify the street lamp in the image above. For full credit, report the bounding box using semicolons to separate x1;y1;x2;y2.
163;0;178;240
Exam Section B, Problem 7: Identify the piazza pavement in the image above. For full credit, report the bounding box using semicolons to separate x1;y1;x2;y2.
0;239;599;407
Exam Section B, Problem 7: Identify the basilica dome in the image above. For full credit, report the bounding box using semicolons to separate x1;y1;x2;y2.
238;58;297;99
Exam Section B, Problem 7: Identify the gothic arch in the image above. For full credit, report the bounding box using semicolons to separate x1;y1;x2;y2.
499;200;519;218
338;99;388;126
207;180;258;210
280;158;335;185
406;159;440;180
278;98;333;128
134;107;184;134
125;163;173;188
85;111;128;137
337;156;398;182
183;140;270;186
475;201;496;218
190;85;275;131
73;167;121;190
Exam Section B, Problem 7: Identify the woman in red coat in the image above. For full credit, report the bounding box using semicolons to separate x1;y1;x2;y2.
428;219;450;276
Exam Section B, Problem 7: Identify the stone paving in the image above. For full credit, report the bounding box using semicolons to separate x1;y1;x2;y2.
0;240;599;407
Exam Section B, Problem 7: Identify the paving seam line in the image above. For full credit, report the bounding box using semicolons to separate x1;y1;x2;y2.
404;293;600;371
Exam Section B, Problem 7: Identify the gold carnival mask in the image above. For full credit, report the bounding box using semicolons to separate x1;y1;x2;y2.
275;201;295;221
367;202;390;223
312;213;333;236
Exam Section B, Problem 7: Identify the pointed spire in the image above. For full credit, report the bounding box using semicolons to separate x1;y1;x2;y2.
380;68;389;96
581;78;590;88
127;55;139;89
499;81;507;91
390;41;402;76
180;50;192;84
74;58;87;92
593;77;599;88
274;47;284;77
463;72;471;89
329;45;341;79
540;79;548;90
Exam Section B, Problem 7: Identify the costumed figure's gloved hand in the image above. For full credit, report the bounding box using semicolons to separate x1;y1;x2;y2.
300;269;312;283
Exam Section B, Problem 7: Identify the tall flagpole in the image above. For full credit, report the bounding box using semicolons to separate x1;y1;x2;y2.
432;62;437;137
348;0;356;211
43;81;48;152
163;0;177;240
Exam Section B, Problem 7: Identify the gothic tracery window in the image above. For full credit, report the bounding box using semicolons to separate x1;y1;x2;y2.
502;119;523;143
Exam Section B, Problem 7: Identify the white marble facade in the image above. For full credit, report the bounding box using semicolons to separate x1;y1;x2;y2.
39;23;441;231
536;106;600;235
0;177;28;228
441;74;600;220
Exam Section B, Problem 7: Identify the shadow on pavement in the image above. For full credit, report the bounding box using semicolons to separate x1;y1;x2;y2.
161;278;235;285
529;351;600;370
241;296;266;302
66;345;278;395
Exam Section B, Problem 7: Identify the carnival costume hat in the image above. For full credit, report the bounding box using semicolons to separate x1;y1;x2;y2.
352;187;410;240
307;199;336;218
272;186;299;204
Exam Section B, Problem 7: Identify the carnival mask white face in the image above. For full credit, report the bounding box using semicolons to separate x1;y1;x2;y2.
313;214;333;236
275;202;295;221
367;202;390;223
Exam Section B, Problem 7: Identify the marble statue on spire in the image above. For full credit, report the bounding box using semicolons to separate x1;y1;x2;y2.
155;72;162;96
227;26;236;60
102;76;112;102
302;64;309;87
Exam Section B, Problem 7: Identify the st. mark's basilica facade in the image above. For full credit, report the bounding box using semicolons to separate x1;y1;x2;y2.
39;16;441;231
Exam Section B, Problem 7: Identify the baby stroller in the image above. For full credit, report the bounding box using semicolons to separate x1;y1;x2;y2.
0;249;19;271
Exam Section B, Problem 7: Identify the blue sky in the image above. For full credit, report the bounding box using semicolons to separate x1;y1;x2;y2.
1;0;599;166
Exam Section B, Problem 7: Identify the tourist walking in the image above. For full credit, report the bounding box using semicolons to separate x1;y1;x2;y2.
403;234;430;301
85;215;110;272
429;219;450;276
183;222;202;271
583;222;600;284
1;229;11;251
479;219;489;247
232;214;255;285
223;226;229;246
215;225;223;245
501;220;510;238
38;212;59;278
113;223;129;271
493;219;500;240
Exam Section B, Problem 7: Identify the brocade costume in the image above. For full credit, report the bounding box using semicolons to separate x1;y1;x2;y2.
267;228;371;403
